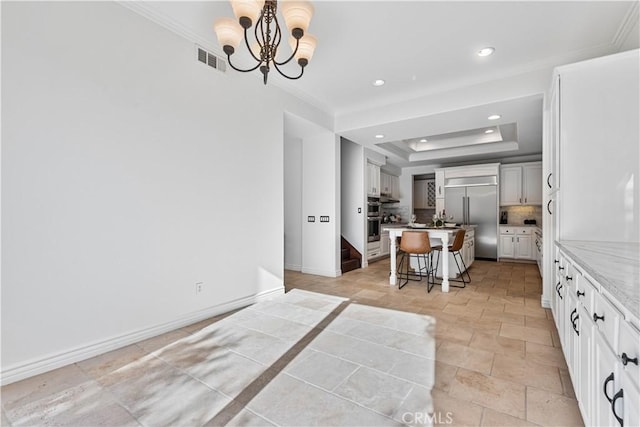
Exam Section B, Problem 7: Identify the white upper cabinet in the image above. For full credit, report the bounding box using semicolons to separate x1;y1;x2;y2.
500;162;542;206
523;163;543;205
381;172;400;200
500;166;522;205
554;50;639;241
435;170;445;199
367;163;380;197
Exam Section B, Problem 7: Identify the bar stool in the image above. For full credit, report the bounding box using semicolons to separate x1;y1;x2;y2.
397;231;434;289
432;229;470;289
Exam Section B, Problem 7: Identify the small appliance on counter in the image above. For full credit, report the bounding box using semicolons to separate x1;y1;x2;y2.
524;219;537;225
500;211;508;224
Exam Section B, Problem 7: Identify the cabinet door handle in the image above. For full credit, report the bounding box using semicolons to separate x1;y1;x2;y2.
576;290;585;297
556;282;563;299
547;173;552;189
572;313;580;336
558;266;565;271
554;260;559;264
566;276;572;281
547;200;553;215
438;186;441;195
570;308;578;323
593;312;605;323
519;197;522;203
603;372;615;403
611;388;624;427
525;198;527;203
622;352;639;366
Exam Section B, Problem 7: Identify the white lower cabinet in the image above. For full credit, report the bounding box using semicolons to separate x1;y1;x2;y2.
499;227;535;260
380;231;390;256
554;245;640;426
594;332;621;427
367;241;381;260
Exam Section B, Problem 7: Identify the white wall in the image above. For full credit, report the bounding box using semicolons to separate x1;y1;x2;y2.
284;134;302;271
301;132;341;276
340;139;365;254
1;1;332;383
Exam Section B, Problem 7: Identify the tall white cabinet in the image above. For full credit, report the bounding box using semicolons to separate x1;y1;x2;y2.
544;49;639;426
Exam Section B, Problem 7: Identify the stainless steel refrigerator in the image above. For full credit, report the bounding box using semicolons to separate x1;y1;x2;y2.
444;176;498;260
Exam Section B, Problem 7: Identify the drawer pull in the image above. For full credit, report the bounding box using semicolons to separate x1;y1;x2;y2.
603;372;615;403
622;352;639;366
565;275;572;281
554;260;559;264
547;173;552;189
547;199;552;215
558;266;565;271
593;312;605;323
611;389;624;427
576;290;585;298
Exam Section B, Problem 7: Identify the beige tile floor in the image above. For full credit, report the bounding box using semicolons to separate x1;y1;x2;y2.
283;258;584;427
2;289;435;426
1;258;584;426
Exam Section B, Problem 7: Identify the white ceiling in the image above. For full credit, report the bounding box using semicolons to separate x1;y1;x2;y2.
128;1;639;168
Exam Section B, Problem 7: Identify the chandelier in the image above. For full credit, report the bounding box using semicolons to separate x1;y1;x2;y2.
214;0;317;85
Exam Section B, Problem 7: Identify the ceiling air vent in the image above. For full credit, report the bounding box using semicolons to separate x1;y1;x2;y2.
196;46;226;73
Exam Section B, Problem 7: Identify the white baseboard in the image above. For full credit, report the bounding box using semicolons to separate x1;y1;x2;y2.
541;295;552;309
284;263;301;271
0;286;284;386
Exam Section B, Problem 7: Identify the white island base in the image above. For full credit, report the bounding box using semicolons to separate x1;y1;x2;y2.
386;227;460;293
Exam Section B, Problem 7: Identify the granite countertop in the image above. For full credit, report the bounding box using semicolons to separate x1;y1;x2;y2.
556;240;639;322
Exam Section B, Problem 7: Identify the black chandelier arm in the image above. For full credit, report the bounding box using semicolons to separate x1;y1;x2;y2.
244;26;262;63
274;34;299;66
272;60;305;80
225;52;263;73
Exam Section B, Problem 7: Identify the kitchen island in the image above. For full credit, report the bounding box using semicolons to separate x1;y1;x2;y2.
384;226;462;292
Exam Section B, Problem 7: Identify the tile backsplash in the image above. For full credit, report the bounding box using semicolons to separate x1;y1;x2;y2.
382;205;411;223
501;205;542;226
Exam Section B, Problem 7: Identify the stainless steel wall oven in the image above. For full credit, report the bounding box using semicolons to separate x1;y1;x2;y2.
367;197;381;242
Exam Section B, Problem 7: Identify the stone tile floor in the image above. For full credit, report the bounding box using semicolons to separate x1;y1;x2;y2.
283;259;584;427
2;289;435;426
1;258;584;426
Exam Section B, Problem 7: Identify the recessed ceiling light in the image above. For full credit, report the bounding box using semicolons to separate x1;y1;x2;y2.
375;134;384;139
477;47;495;57
420;139;427;142
373;79;385;87
488;114;501;120
485;129;494;134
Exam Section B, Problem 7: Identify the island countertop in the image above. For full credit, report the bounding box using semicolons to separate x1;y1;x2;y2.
556;240;639;322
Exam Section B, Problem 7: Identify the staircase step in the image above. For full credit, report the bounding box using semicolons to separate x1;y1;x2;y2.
341;258;360;274
341;248;350;261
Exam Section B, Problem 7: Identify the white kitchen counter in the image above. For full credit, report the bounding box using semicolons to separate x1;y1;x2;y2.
556;240;639;321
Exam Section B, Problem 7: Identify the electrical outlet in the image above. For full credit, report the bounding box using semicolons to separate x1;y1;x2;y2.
308;216;316;222
195;282;203;294
320;216;330;222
